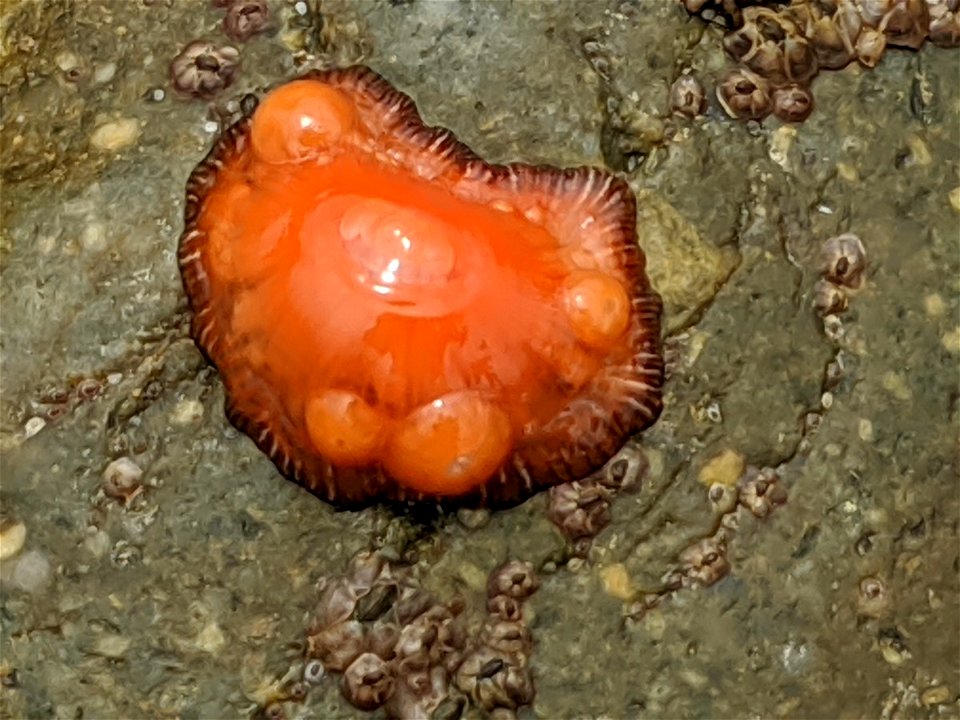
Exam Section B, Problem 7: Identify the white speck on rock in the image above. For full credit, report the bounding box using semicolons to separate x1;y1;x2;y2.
11;550;52;593
195;621;226;653
92;61;117;84
83;528;111;558
171;398;204;426
24;416;46;438
93;633;131;658
55;51;79;73
0;520;27;561
780;640;811;674
80;222;107;252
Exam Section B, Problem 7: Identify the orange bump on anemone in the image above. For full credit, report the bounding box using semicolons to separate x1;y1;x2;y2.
178;66;663;507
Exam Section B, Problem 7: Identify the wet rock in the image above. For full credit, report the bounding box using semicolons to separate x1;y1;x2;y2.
698;448;745;488
632;189;739;333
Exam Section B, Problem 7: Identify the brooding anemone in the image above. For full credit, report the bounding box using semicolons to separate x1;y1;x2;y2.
178;66;663;507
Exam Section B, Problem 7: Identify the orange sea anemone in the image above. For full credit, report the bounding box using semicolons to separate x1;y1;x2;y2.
178;66;663;506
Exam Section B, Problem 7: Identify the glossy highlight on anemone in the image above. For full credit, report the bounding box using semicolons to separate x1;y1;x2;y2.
178;65;663;506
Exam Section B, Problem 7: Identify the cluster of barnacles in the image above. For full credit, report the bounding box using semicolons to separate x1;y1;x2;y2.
270;551;539;718
25;376;106;436
546;445;648;557
686;465;788;586
168;1;271;99
459;560;539;715
627;464;788;621
675;0;959;122
812;232;867;344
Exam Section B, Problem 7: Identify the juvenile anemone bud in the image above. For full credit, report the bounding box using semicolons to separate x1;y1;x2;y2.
669;74;707;118
772;84;814;123
820;233;867;289
716;68;772;121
